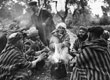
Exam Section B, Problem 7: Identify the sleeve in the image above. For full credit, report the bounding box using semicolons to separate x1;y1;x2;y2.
63;34;70;47
39;40;45;49
49;36;59;51
14;51;32;69
73;39;79;51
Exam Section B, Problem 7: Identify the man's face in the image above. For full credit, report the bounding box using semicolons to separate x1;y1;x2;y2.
78;29;86;38
57;27;66;34
16;39;24;50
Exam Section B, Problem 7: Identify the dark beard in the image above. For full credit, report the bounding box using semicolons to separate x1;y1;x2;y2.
77;34;88;41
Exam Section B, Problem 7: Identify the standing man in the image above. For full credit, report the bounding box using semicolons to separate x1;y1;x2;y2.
70;26;110;80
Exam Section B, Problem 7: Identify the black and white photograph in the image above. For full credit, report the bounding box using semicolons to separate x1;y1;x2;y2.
0;0;110;80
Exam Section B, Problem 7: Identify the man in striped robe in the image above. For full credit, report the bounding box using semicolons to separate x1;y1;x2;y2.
70;26;110;80
0;32;46;80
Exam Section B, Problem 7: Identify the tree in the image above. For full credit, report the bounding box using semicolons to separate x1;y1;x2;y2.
52;0;89;24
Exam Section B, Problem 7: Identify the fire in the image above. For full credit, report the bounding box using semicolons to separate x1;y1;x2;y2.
48;43;72;64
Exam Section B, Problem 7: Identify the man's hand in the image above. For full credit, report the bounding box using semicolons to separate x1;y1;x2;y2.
42;46;50;52
37;53;47;61
31;53;47;68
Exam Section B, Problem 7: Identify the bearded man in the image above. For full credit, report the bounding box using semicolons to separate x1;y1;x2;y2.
70;26;110;80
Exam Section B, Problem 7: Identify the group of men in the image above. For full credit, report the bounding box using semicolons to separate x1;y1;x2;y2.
0;26;49;80
70;26;110;80
0;22;70;80
0;21;110;80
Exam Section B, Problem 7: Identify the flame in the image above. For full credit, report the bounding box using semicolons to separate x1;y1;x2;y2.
48;42;72;64
49;43;61;63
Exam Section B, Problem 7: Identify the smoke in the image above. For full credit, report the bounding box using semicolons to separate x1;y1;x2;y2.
48;43;72;64
14;8;33;29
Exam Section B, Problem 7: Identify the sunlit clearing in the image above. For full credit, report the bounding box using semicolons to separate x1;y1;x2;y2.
57;0;66;11
50;0;66;13
12;0;18;3
50;2;57;14
51;0;109;17
68;4;77;14
88;0;108;17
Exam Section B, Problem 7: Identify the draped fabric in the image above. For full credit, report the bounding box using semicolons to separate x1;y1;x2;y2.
73;33;88;51
70;67;110;80
61;33;70;46
73;39;83;51
70;39;110;80
25;39;45;52
24;39;46;61
0;44;32;80
49;31;70;52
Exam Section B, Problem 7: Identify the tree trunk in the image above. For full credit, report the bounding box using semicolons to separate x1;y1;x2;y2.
55;0;69;22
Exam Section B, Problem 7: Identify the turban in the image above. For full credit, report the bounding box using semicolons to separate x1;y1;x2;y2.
26;26;39;37
79;26;88;32
8;32;23;44
56;22;67;29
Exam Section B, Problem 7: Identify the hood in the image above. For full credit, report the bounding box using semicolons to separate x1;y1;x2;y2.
82;39;108;51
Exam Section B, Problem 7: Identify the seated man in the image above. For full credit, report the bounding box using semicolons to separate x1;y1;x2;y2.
70;26;110;80
49;22;70;50
24;27;49;71
0;32;46;80
72;26;88;54
48;22;73;79
24;27;49;60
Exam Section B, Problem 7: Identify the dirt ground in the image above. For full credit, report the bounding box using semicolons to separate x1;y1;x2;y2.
29;61;71;80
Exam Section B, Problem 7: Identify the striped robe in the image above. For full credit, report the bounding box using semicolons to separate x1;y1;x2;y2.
70;39;110;80
0;44;32;80
73;39;84;51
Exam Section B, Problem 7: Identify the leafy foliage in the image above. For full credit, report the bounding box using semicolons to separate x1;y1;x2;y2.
0;0;110;29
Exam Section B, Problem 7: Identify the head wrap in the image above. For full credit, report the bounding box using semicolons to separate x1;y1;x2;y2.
8;32;23;44
26;26;39;37
79;26;88;32
56;22;67;29
88;26;104;37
